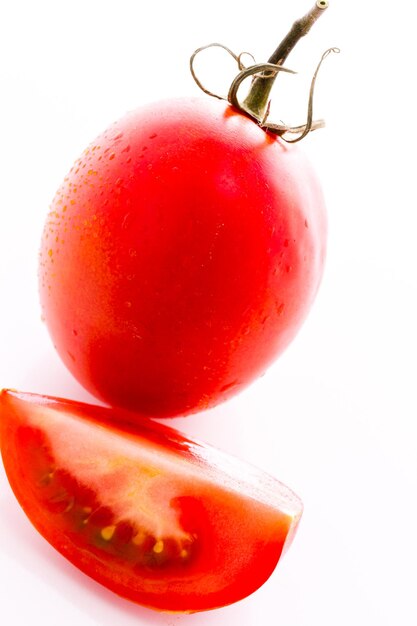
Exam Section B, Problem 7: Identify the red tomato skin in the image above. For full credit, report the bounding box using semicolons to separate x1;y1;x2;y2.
39;97;326;417
0;390;302;613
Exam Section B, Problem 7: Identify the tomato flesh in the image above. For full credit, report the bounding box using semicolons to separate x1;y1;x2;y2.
39;97;326;417
0;390;302;612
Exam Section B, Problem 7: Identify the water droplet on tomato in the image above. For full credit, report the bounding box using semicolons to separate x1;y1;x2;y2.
220;381;238;392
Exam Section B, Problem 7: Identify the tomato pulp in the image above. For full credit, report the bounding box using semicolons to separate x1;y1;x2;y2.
39;97;326;417
0;389;302;612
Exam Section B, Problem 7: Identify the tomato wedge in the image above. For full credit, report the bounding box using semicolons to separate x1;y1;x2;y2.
0;390;302;613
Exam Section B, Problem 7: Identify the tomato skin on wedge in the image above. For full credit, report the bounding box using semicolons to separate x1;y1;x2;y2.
0;390;302;613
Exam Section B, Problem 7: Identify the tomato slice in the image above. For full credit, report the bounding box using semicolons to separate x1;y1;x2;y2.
0;390;302;613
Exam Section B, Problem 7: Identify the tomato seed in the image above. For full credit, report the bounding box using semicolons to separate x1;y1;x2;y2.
101;525;116;541
38;470;55;486
153;540;164;554
63;497;75;513
46;491;73;514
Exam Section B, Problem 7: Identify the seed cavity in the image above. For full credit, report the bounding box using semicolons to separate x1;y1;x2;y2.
33;450;197;569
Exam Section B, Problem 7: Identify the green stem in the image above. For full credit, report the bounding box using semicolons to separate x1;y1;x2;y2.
243;0;329;119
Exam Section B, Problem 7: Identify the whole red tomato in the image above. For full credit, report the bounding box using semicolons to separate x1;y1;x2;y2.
39;97;326;417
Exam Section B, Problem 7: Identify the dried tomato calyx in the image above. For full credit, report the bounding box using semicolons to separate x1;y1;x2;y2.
190;1;339;143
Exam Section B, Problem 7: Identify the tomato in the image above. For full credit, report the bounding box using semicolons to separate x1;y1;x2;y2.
39;97;326;417
0;389;302;613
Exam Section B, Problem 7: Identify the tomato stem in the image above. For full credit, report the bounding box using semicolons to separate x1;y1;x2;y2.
243;0;329;120
189;1;335;141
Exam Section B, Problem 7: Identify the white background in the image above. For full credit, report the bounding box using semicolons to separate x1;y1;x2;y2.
1;1;416;624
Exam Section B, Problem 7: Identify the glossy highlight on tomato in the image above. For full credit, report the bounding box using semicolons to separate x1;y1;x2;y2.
39;97;326;417
0;389;302;613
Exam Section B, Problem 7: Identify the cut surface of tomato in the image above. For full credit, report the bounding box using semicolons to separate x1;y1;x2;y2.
0;390;302;613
